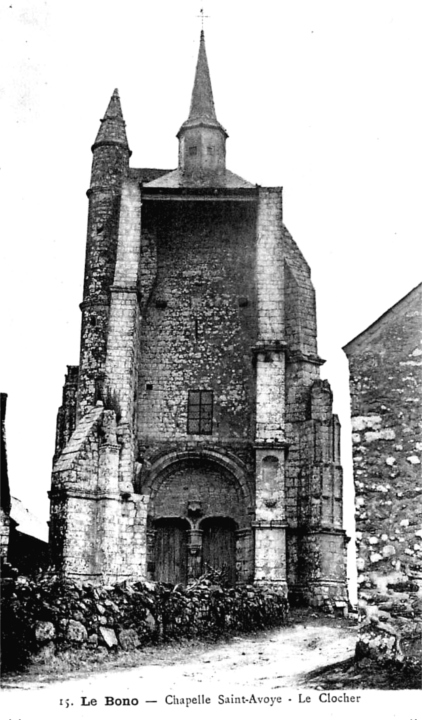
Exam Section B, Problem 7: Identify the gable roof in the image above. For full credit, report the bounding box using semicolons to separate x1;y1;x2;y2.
343;282;422;354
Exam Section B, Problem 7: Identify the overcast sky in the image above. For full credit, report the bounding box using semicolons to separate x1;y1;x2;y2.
1;0;421;567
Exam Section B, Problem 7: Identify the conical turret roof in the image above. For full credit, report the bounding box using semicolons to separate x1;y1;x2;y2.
92;89;130;150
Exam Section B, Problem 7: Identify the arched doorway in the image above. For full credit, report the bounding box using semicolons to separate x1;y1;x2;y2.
143;450;253;585
201;517;237;585
153;518;189;585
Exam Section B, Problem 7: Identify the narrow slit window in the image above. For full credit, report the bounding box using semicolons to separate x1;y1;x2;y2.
188;390;213;435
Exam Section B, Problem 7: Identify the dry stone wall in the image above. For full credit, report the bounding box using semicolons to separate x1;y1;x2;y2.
1;573;288;673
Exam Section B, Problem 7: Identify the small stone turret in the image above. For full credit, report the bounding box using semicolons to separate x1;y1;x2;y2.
77;90;131;420
177;31;228;183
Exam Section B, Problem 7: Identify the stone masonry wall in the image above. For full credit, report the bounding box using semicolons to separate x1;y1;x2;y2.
282;227;317;360
345;284;422;663
253;188;287;588
281;222;347;604
50;405;147;581
105;179;142;494
255;188;285;443
286;380;347;605
1;393;11;563
134;197;258;584
54;366;79;462
256;188;284;344
150;459;246;526
76;103;130;421
137;199;258;448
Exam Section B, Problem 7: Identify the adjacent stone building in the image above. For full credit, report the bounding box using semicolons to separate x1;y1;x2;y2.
344;282;422;661
1;393;11;566
49;32;348;605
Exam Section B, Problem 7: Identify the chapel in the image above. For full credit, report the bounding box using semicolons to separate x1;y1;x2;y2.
49;31;348;605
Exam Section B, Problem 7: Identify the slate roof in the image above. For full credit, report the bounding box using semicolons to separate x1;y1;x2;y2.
143;168;255;190
177;31;228;138
93;88;129;149
128;168;173;184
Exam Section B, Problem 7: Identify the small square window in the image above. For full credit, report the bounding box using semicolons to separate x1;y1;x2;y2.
207;146;215;155
189;146;197;156
187;390;213;435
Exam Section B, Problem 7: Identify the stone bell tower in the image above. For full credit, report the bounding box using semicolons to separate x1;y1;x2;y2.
49;29;348;606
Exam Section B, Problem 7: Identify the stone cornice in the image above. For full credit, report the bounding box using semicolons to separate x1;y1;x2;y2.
91;140;132;156
251;341;288;355
79;300;109;311
254;441;289;450
251;521;288;529
286;350;325;366
110;285;138;295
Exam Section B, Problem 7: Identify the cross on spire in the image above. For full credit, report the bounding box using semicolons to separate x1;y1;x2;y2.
197;8;209;32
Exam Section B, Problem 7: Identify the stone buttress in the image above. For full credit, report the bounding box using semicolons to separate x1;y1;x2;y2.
253;188;288;589
282;225;348;605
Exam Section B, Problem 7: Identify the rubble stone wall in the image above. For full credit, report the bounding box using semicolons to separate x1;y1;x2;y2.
1;392;10;563
76;128;130;420
1;574;288;673
344;284;422;663
137;199;258;446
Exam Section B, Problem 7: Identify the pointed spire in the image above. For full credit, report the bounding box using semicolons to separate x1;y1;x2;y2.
188;30;217;122
178;32;227;137
92;89;130;151
177;31;228;182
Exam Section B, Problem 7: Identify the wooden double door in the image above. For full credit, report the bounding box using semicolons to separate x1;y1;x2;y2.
154;517;236;586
